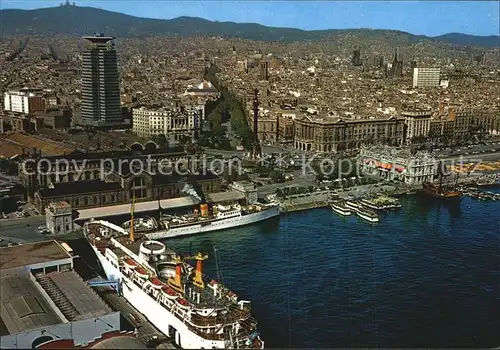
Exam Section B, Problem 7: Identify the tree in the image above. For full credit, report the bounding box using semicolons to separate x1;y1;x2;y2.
154;134;168;149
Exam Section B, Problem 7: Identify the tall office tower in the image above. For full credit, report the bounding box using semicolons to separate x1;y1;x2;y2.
352;49;362;66
412;67;441;88
80;33;123;127
260;61;269;80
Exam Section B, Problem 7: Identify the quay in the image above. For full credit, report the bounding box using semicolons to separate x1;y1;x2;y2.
70;247;177;349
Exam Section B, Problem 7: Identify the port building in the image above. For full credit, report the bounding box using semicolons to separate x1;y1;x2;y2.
359;146;435;185
0;240;128;349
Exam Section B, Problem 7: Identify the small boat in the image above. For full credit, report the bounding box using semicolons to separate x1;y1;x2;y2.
356;208;379;223
345;201;362;211
330;201;351;216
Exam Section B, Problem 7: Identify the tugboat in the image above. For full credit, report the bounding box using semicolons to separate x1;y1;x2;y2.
330;200;351;216
422;161;461;200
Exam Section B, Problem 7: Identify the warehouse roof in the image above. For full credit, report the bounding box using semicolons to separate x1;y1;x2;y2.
0;240;72;271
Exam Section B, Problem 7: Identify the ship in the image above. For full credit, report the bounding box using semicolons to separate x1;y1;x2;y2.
345;200;362;212
355;207;380;223
83;200;264;349
422;161;461;200
360;196;402;211
330;200;351;216
145;202;280;240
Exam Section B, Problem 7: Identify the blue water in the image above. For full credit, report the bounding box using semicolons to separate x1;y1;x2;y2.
165;192;500;347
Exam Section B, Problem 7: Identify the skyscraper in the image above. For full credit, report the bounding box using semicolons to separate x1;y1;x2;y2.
80;34;123;127
352;49;362;66
260;61;269;81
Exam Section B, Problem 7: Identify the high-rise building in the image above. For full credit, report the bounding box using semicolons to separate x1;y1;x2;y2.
412;67;441;88
352;49;362;66
79;34;123;127
260;61;269;81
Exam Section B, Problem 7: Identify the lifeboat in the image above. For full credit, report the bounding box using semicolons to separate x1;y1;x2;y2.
124;259;138;268
135;267;149;279
162;286;178;299
176;297;190;310
150;277;163;289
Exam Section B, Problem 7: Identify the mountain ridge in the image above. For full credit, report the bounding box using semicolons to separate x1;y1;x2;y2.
1;5;498;48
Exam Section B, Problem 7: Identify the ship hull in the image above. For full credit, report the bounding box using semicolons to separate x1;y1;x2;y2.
356;211;379;223
422;187;461;200
90;244;229;349
330;205;351;216
148;206;280;240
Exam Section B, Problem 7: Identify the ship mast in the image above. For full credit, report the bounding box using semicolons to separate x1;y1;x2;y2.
129;193;135;242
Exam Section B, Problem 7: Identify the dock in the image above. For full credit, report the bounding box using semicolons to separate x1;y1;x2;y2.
72;255;176;349
280;193;329;213
95;286;175;348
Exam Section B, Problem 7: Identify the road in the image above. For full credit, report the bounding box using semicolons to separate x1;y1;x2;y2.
439;152;500;163
0;215;46;243
257;174;316;197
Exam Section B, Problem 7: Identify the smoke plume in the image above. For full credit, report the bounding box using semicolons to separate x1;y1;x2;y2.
182;183;202;201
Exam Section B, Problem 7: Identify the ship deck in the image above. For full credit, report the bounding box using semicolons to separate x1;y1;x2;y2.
102;234;242;310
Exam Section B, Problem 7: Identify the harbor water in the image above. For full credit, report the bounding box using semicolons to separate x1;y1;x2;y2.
164;191;500;348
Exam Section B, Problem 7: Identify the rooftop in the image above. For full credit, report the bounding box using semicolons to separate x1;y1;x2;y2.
39;180;123;198
0;271;62;335
0;240;72;271
37;270;112;321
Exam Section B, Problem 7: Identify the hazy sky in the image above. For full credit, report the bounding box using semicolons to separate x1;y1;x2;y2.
2;1;499;37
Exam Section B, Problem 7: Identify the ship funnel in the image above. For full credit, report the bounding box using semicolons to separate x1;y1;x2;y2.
200;203;209;218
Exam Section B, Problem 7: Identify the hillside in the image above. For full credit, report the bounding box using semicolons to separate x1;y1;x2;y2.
0;5;498;48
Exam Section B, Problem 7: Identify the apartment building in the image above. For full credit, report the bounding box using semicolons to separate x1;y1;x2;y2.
402;110;432;143
4;89;45;114
132;105;199;142
294;114;405;153
412;67;441;88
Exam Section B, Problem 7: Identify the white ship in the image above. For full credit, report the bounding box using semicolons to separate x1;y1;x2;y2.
84;218;264;349
330;201;351;216
146;203;280;240
356;207;380;223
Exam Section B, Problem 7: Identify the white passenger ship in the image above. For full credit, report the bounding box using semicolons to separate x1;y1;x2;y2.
145;203;280;240
84;219;264;349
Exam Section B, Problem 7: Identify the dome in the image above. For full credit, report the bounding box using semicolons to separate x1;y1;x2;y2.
90;336;147;349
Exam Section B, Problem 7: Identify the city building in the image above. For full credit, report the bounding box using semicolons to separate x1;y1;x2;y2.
387;48;403;78
359;146;435;185
19;147;190;202
45;201;74;235
0;240;122;349
260;61;269;80
3;89;46;115
229;180;258;204
294;114;405;153
402;110;432;143
182;80;219;98
132;105;200;142
78;34;124;127
33;165;222;212
352;49;362;66
278;111;296;143
412;67;441;88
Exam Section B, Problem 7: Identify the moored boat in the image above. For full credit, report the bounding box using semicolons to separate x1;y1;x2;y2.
356;207;379;223
330;201;351;216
